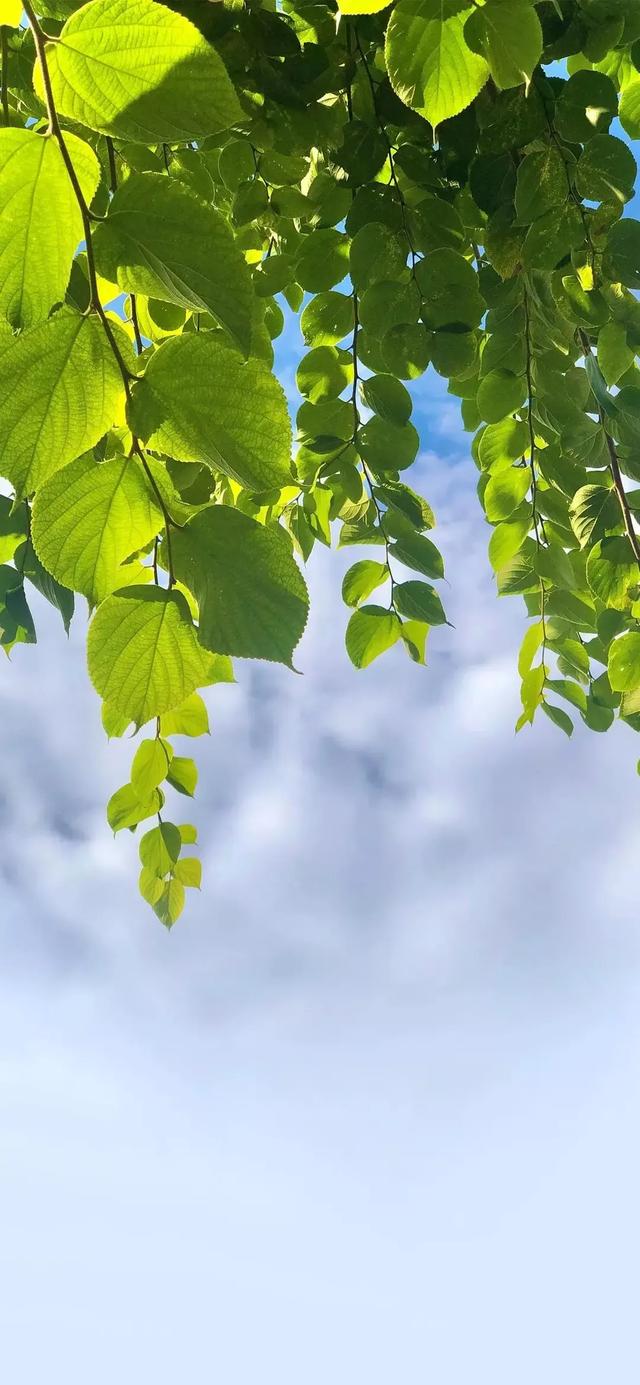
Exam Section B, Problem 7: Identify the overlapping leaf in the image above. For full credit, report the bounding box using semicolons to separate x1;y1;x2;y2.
35;0;242;141
0;309;124;498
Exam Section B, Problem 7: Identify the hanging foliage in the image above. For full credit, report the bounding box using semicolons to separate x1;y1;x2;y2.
1;0;640;924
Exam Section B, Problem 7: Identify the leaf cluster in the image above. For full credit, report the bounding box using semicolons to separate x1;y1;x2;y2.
1;0;640;922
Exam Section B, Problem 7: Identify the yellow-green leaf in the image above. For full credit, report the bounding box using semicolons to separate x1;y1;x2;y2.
88;586;211;728
0;128;100;329
0;309;124;499
35;0;242;142
386;0;488;129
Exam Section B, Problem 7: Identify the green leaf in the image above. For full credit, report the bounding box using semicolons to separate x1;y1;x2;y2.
556;70;616;142
0;577;36;650
153;877;186;928
477;369;527;424
19;540;75;634
541;702;574;737
179;824;198;845
373;480;435;530
295;230;350;293
518;662;545;725
620;78;640;140
464;0;543;90
0;309;124;499
167;755;198;797
544;677;587;714
359;280;420;336
130;335;292;493
575;134;636;205
401;618;429;664
608;632;640;692
159;692;210;738
385;0;488;129
131;737;171;798
518;621;543;677
483;466;530;521
93;173;254;355
342;559;389;607
534;542;576;592
478;418;529;471
296;346;353;404
346;604;401;668
172;506;309;666
139;866;165;906
514;148;567;225
102;702;132;739
522;204;584;272
553;637;590;681
36;0;242;142
604;218;640;289
0;128;100;330
394;580;447;624
0;497;27;564
350;223;407;291
568;483;619;548
360;374;412;426
107;781;162;832
495;539;538;595
174;857;202;889
488;514;530;570
31;452;162;606
586;536;638;609
391;531;444;579
597;321;633;387
88;586;211;729
358;416;419;474
139;821;181;874
301;293;354;347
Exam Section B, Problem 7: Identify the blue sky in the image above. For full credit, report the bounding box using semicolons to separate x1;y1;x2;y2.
4;224;640;1376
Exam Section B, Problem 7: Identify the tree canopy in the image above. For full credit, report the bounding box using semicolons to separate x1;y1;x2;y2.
1;0;640;925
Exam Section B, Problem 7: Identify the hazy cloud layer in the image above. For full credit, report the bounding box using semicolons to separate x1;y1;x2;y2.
2;374;640;1383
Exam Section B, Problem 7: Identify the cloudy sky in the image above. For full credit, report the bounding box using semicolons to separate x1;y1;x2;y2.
2;303;640;1379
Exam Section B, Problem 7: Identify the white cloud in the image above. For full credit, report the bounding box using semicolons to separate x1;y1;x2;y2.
2;386;640;1381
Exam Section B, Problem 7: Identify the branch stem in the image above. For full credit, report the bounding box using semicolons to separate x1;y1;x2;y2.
24;1;134;391
578;329;640;567
1;27;9;127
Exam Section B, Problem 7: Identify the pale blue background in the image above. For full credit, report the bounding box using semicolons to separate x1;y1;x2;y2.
2;140;640;1380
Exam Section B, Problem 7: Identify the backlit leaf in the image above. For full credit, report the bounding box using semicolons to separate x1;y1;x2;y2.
0;310;124;499
130;335;292;493
346;604;401;669
31;452;162;606
464;0;542;91
386;0;488;129
342;560;389;607
93;173;254;355
609;632;640;693
35;0;242;142
88;586;211;728
0;128;100;330
172;506;309;666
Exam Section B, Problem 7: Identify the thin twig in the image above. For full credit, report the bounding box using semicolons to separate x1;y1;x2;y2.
25;2;135;390
104;135;144;356
535;74;597;282
1;27;9;127
578;329;640;567
129;294;144;355
523;286;548;657
133;442;176;587
106;134;118;192
353;28;417;275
